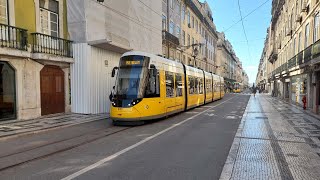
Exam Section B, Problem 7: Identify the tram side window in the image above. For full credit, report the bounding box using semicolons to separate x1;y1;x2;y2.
206;79;211;93
199;78;203;94
165;71;175;97
145;69;160;98
195;77;199;94
175;74;183;97
213;80;217;92
189;76;194;94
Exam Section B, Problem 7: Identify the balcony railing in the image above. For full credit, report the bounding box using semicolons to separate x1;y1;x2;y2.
0;23;28;51
288;56;297;69
313;39;320;59
304;45;312;63
162;30;179;46
31;33;73;57
297;51;303;65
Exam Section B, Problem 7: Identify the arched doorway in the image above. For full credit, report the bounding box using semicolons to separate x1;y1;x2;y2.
0;61;16;121
40;65;65;115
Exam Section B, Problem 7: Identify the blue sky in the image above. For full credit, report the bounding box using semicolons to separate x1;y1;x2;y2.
200;0;272;83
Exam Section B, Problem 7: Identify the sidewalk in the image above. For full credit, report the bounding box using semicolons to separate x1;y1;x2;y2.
0;113;109;139
220;94;320;180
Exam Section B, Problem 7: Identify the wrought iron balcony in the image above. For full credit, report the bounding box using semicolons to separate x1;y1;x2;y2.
304;45;312;63
312;39;320;59
31;33;73;58
288;56;297;69
297;51;303;65
0;23;28;51
162;30;179;46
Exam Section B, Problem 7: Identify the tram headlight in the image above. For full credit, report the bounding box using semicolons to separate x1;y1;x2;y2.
131;98;142;106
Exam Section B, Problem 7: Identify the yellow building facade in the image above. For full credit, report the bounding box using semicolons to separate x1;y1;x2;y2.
0;0;73;121
162;0;217;73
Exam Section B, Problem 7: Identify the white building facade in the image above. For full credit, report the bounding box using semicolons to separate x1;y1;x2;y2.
67;0;162;114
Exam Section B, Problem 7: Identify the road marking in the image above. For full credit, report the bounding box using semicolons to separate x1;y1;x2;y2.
61;96;238;180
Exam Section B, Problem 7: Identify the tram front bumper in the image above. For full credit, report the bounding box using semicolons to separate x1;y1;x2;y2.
110;106;142;121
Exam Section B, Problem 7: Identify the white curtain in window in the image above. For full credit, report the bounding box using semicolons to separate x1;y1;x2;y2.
40;0;59;37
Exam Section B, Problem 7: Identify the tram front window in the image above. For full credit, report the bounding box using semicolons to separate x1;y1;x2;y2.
113;55;149;107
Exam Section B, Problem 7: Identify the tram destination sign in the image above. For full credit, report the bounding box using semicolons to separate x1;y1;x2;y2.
120;58;144;67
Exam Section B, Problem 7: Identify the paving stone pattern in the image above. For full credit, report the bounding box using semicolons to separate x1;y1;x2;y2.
220;95;320;180
0;113;108;138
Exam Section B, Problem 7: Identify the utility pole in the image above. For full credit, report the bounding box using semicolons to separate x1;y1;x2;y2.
167;0;170;59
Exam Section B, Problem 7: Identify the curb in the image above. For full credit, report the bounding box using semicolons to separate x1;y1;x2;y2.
219;96;251;180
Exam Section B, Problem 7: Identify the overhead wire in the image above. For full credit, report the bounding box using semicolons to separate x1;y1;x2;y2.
136;0;163;17
223;0;270;33
237;0;252;62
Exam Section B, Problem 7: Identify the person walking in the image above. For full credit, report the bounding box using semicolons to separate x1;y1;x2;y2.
252;86;257;98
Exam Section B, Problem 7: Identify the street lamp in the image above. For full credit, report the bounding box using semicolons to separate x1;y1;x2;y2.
192;46;199;67
179;43;204;68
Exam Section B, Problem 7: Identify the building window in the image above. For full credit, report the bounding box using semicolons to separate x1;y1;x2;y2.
176;25;180;38
182;30;185;45
170;0;173;9
0;0;8;24
293;37;296;55
192;37;194;45
40;0;59;37
187;34;190;46
305;23;310;47
181;4;185;22
169;21;174;34
196;20;198;32
192;16;194;28
314;13;320;42
0;61;16;121
298;32;302;52
187;11;190;25
162;15;167;30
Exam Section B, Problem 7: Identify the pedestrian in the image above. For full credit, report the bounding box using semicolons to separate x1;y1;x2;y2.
253;86;257;98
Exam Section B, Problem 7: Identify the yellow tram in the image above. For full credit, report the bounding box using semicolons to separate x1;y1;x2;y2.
110;51;224;124
233;82;243;93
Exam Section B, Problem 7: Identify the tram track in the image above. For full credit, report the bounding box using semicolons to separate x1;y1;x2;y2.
0;125;133;171
0;95;238;172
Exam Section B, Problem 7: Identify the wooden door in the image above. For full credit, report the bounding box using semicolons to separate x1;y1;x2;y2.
40;66;65;115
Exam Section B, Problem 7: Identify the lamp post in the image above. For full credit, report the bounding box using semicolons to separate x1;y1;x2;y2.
179;43;204;68
192;45;199;67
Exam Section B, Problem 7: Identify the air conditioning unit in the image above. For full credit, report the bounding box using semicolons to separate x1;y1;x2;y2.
296;14;302;23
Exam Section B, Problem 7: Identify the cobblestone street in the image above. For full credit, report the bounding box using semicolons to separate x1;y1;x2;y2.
220;95;320;180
